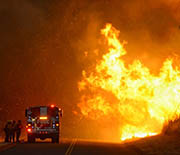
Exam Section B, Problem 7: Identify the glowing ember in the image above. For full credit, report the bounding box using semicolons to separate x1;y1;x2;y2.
78;23;180;141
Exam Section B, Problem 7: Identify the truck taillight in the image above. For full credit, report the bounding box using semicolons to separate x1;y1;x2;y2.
50;104;55;108
26;124;31;128
27;128;32;133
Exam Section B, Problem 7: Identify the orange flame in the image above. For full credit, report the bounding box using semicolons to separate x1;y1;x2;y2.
78;23;180;141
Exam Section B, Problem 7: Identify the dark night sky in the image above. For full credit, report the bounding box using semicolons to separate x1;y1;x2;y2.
0;0;180;139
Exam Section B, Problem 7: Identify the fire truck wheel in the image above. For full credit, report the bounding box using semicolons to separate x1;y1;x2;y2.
52;135;59;143
28;135;35;143
55;136;59;143
51;137;55;143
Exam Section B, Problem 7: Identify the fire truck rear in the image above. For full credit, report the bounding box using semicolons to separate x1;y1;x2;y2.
25;105;63;143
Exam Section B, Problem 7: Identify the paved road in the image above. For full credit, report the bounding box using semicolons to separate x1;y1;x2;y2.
0;139;142;155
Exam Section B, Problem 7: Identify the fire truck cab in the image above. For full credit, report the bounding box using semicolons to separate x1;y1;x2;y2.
25;105;63;143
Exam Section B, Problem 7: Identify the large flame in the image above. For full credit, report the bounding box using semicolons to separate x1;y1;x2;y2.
78;23;180;141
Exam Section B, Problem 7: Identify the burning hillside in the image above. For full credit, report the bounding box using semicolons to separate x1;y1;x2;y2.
78;23;180;141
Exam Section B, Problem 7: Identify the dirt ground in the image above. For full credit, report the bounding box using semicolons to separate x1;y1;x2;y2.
124;134;180;155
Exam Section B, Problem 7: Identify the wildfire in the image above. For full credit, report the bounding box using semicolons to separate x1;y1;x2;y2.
78;23;180;141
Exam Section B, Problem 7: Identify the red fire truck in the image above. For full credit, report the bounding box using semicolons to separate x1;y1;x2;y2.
25;105;63;143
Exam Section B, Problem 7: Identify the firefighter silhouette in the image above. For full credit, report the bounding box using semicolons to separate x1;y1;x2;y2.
10;120;16;143
16;120;22;142
4;120;12;142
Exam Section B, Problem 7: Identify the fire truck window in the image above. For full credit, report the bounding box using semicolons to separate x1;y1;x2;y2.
47;108;58;117
31;107;40;118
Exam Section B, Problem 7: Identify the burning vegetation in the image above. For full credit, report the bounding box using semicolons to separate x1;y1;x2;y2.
78;23;180;141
